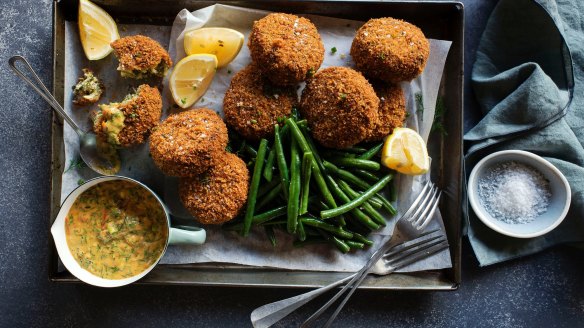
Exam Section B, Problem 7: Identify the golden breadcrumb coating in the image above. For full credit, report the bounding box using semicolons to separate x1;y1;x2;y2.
300;66;379;149
363;82;406;142
92;84;162;148
149;108;228;177
223;65;297;141
111;35;172;79
248;13;324;85
351;17;429;83
179;152;249;225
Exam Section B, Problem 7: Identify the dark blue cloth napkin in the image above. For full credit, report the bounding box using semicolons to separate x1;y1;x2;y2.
464;0;584;266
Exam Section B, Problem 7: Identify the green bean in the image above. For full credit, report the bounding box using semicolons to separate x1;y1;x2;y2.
300;217;353;239
390;179;398;202
263;147;276;182
325;175;379;230
345;146;368;153
315;201;347;226
331;236;351;253
321;175;393;219
315;229;350;253
298;124;325;171
287;118;336;208
264;225;277;247
274;124;289;198
352;232;374;246
322;150;357;158
287;139;301;234
242;138;268;236
323;161;370;190
329;157;381;171
358;142;383;160
280;123;290;137
223;206;286;231
257;178;281;198
297;219;307;242
337;180;386;226
256;183;282;210
254;206;287;225
377;193;398;215
244;143;258;158
351;169;382;184
299;152;313;215
366;195;383;209
345;240;365;250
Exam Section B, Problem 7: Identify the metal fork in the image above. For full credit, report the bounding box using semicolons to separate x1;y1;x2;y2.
251;180;444;328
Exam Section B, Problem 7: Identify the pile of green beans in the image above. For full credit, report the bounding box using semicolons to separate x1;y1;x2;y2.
224;118;398;253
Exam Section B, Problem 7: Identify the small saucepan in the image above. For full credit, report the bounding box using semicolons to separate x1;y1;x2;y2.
51;176;205;287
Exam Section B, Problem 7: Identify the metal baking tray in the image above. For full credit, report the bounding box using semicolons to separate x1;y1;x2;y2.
50;0;463;290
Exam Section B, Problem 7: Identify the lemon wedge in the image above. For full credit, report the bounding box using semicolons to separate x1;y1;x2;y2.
184;27;244;68
78;0;119;60
170;54;218;108
381;128;430;175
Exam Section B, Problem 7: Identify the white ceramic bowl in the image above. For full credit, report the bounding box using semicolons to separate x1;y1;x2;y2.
467;150;571;238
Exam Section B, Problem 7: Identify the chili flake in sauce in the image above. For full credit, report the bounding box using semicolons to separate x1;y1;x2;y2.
65;180;168;279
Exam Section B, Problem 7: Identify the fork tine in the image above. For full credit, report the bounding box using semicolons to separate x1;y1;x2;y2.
406;184;436;223
385;237;447;266
414;190;442;230
401;180;432;220
390;240;449;271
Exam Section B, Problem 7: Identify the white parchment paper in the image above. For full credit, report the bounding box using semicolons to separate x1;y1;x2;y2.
61;4;452;273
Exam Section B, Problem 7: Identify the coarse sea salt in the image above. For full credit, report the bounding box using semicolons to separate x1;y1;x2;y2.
478;161;551;224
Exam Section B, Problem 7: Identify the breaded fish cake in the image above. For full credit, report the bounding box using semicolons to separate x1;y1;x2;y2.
223;65;297;141
111;35;172;79
72;68;104;106
149;108;228;177
351;17;429;83
363;82;406;142
300;67;379;149
248;13;324;85
92;84;162;147
179;152;249;225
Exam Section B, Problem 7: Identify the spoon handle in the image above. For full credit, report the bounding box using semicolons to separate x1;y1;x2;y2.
8;55;85;137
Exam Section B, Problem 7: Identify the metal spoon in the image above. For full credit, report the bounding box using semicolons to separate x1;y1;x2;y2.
9;55;120;175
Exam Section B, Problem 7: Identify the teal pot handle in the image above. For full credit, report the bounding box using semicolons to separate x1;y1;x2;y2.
168;225;206;245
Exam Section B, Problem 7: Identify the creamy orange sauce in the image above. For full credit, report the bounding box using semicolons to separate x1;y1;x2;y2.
65;180;168;279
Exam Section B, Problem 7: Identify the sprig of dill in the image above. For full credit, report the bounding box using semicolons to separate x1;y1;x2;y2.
64;157;87;173
431;96;448;136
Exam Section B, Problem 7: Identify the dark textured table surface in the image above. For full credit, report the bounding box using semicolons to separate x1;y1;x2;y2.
1;1;583;327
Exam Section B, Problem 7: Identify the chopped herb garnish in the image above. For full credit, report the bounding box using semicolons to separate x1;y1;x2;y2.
331;47;337;54
129;112;138;118
227;69;232;74
192;85;198;90
306;68;315;78
201;98;205;103
415;92;424;119
379;53;386;60
431;96;448;136
77;178;86;186
339;93;347;101
250;119;258;124
65;157;87;173
180;97;187;105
